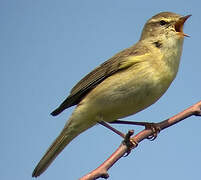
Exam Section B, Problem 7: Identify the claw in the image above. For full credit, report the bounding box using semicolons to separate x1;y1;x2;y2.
122;130;138;156
145;123;161;141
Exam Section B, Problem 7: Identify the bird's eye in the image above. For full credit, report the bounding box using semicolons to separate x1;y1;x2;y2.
159;20;167;26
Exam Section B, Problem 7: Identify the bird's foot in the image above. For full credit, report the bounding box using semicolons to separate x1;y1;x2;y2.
98;121;138;155
144;122;161;141
110;120;160;141
123;130;138;156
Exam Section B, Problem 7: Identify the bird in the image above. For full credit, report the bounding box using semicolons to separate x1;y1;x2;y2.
32;12;190;177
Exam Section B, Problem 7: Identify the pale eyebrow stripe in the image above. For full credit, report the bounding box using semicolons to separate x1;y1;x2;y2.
149;18;172;23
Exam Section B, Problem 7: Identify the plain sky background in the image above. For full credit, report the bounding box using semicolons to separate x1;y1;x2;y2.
1;0;201;180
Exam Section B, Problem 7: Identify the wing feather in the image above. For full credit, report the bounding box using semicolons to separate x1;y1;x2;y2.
51;43;149;116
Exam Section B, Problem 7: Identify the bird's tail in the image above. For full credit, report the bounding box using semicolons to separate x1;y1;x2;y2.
32;126;74;177
32;116;93;177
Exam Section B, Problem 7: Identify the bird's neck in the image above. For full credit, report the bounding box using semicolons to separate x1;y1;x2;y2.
143;36;184;79
161;36;184;78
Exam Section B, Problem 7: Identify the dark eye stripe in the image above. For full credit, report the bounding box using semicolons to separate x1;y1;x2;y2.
159;20;167;26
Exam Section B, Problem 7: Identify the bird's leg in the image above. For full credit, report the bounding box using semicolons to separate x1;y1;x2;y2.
98;121;125;138
98;121;138;154
110;120;161;140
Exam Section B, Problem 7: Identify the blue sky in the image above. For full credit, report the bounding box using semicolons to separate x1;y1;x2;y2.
1;0;201;180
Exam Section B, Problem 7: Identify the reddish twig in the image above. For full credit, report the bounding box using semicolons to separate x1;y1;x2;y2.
79;100;201;180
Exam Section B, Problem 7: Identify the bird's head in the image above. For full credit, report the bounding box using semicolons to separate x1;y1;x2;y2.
140;12;191;41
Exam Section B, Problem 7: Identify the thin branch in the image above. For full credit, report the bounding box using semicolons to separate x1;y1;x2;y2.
79;100;201;180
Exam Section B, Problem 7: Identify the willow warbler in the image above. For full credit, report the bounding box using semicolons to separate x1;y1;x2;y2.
32;12;190;177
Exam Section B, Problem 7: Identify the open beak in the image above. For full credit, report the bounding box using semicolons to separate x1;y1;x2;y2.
174;14;191;37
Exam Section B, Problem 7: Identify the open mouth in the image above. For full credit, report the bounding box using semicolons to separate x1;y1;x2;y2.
174;15;191;37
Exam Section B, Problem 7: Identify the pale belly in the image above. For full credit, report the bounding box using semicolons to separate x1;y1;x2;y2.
95;82;167;122
82;65;174;122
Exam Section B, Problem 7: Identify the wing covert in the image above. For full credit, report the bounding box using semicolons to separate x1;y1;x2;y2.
51;43;149;116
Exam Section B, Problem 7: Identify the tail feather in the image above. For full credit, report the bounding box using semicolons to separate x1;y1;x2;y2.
32;127;75;177
33;105;95;177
